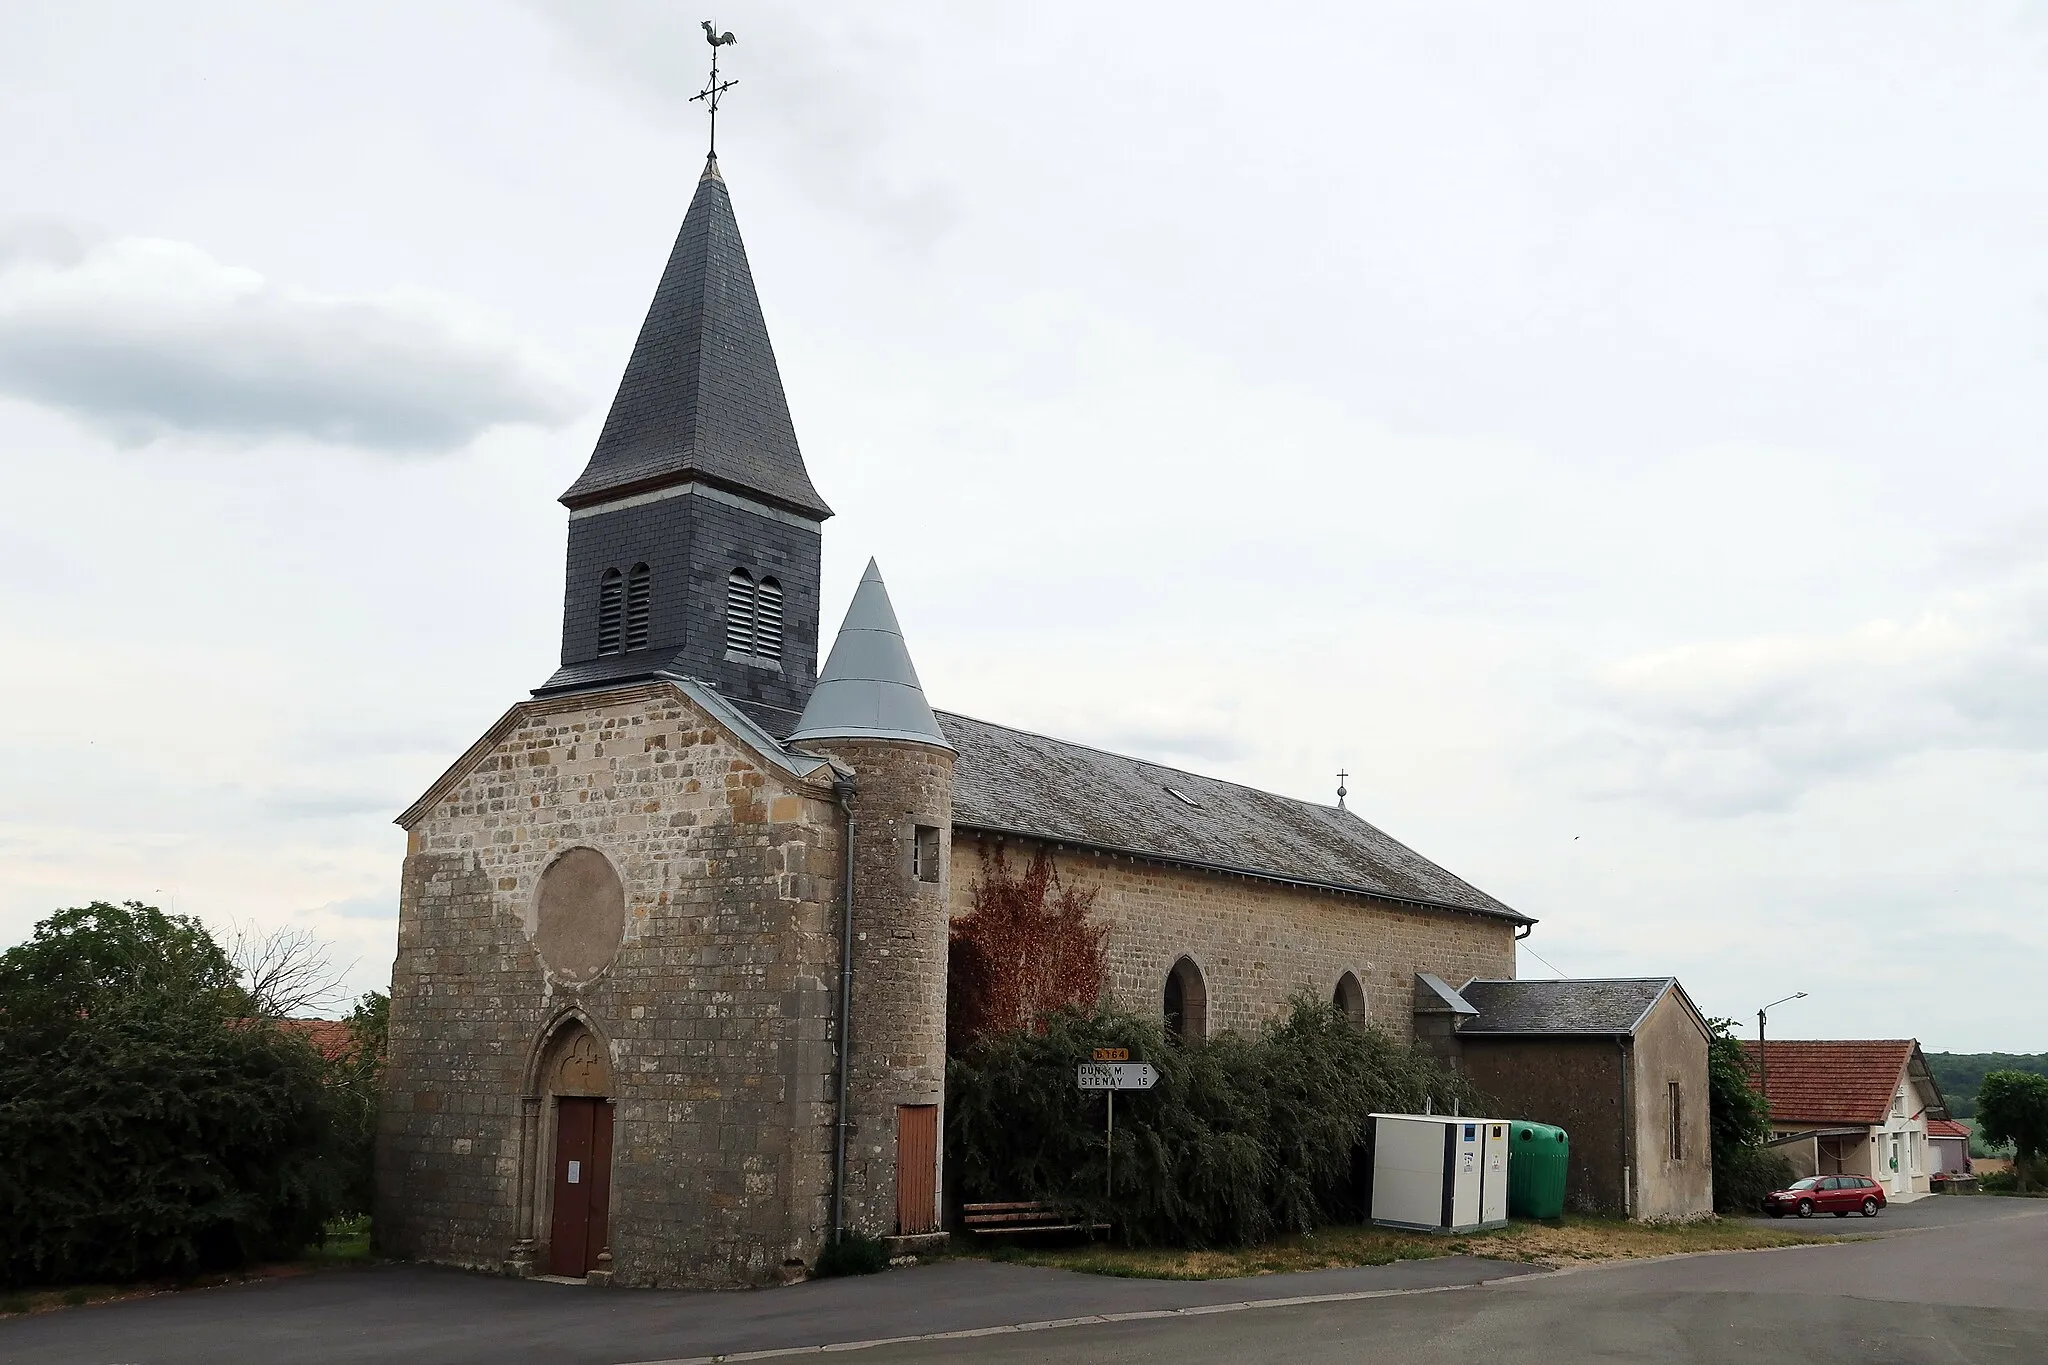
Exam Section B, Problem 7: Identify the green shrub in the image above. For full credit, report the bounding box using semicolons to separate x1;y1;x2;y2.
0;902;347;1288
946;999;1482;1248
813;1230;892;1277
1979;1169;2018;1193
1713;1143;1794;1214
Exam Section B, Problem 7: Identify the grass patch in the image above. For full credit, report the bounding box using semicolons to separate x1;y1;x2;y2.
305;1214;375;1264
972;1215;1842;1281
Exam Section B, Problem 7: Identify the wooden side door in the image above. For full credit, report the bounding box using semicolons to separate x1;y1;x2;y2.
896;1104;939;1235
550;1097;613;1276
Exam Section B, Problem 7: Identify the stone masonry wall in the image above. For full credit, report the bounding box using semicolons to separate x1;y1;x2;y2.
377;682;846;1288
947;832;1516;1043
807;739;953;1239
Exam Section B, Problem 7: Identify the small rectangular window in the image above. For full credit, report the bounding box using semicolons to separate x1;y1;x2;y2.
1668;1081;1683;1161
913;825;940;884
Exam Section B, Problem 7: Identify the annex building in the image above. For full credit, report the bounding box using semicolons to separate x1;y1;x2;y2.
376;153;1536;1287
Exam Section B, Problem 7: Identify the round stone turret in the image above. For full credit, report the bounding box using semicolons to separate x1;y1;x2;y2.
791;560;955;1241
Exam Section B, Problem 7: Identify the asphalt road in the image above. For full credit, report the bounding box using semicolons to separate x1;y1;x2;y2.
6;1198;2044;1365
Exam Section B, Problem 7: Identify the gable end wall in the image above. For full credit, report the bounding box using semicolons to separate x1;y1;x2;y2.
377;688;844;1287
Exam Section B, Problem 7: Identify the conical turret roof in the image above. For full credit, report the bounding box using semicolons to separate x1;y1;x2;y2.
560;156;832;518
787;559;951;749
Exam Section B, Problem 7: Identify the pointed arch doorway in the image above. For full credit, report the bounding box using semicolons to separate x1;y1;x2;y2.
535;1020;616;1278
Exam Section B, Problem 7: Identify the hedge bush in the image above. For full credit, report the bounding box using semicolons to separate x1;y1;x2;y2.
0;902;346;1287
1712;1144;1794;1215
946;1000;1483;1247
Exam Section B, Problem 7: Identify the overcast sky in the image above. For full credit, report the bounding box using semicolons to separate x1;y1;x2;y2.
3;2;2044;1050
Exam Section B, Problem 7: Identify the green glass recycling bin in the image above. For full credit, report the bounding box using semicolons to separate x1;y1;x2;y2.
1506;1122;1570;1220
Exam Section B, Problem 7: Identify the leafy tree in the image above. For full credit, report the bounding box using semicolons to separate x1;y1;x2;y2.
0;902;345;1287
0;900;248;1027
1704;1017;1790;1213
1976;1070;2048;1194
947;847;1108;1051
1923;1053;2048;1122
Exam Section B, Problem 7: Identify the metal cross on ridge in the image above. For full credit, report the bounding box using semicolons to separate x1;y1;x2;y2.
692;20;738;157
1336;770;1350;812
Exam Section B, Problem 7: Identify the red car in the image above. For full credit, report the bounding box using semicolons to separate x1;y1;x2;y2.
1763;1174;1886;1218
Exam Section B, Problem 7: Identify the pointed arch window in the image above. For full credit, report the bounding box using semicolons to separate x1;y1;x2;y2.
725;569;756;655
1332;971;1367;1025
1163;956;1208;1044
597;569;624;657
754;577;784;660
624;563;652;653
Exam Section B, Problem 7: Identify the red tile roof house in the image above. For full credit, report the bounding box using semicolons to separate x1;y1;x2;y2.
1740;1040;1951;1202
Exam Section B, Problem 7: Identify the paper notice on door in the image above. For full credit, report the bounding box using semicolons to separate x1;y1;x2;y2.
568;1160;582;1184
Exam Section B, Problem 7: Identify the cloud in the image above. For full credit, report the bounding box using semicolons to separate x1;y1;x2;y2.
0;227;581;451
1559;556;2048;814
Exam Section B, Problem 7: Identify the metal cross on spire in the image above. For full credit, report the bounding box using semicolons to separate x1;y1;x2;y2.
1336;770;1350;812
691;20;738;158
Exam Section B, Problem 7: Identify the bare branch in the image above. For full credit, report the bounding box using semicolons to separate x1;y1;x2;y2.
230;921;353;1018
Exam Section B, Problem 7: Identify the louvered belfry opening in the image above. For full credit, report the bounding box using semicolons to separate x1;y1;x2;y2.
535;160;830;716
753;577;784;661
624;563;652;652
725;569;756;655
597;569;625;657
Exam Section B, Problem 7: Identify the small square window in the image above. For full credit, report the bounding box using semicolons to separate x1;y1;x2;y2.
913;825;941;884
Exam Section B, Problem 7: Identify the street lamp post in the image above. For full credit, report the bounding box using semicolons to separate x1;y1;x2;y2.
1756;992;1809;1117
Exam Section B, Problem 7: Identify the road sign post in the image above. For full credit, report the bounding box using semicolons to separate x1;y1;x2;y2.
1076;1061;1158;1201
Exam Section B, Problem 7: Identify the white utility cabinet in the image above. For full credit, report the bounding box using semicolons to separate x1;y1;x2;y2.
1368;1113;1510;1233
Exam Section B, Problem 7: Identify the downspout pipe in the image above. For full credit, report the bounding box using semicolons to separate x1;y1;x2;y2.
830;772;858;1245
1619;1036;1634;1218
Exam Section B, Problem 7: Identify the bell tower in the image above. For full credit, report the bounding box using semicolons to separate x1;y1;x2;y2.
534;154;831;735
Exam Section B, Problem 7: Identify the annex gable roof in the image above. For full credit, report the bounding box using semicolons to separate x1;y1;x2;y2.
1739;1039;1949;1127
1455;977;1685;1036
936;711;1527;924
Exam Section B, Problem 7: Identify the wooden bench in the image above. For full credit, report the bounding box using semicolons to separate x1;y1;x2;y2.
960;1201;1108;1236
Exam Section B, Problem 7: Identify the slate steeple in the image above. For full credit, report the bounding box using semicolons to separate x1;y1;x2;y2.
561;157;830;518
537;156;829;730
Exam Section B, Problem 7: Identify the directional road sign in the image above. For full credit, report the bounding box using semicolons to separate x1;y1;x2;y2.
1077;1062;1159;1091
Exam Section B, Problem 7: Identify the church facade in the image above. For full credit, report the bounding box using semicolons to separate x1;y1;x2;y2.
376;154;1530;1288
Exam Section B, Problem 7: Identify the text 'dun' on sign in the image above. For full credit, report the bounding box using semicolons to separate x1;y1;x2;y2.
1077;1063;1159;1091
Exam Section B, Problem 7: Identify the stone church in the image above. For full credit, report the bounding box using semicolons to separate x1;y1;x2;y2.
376;153;1532;1287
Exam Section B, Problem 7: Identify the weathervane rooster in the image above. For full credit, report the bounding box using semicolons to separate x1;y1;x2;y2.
692;20;739;157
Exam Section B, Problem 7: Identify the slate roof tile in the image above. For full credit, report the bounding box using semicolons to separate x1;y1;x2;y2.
1454;977;1674;1035
561;158;831;519
935;710;1526;923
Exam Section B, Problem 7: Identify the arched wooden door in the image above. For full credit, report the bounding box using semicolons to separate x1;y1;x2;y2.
549;1096;614;1277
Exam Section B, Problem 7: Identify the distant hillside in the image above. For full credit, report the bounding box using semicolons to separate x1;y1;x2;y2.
1925;1052;2048;1119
